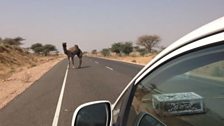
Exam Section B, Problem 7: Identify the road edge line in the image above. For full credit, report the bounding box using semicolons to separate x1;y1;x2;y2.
105;66;113;71
52;65;69;126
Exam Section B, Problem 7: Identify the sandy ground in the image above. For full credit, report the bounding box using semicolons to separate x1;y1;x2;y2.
0;56;65;109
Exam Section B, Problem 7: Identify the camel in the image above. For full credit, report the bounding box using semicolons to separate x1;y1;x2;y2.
62;43;82;68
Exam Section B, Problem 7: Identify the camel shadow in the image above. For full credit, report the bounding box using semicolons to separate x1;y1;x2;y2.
68;65;91;69
76;66;91;69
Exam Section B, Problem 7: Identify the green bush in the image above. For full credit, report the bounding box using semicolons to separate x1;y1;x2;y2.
111;42;133;55
101;48;110;56
137;48;148;56
121;42;133;55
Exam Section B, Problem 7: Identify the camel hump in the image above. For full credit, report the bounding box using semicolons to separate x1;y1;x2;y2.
68;47;76;52
69;45;80;52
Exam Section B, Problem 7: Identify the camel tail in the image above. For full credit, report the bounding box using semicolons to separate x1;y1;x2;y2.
62;43;68;54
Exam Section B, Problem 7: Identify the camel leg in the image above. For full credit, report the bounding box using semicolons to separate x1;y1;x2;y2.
78;58;82;68
77;53;82;68
71;56;75;68
67;56;70;68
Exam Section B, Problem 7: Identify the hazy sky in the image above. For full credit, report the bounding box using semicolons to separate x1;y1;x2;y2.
0;0;223;52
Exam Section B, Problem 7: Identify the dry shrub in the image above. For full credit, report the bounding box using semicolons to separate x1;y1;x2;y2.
132;60;136;63
21;71;31;83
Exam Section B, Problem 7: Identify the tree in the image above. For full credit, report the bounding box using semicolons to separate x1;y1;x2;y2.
111;42;122;54
31;43;43;54
42;44;57;56
14;37;25;44
101;48;110;56
133;46;140;51
30;43;57;55
31;43;42;49
121;42;133;55
111;42;134;55
91;49;97;54
137;35;161;53
137;48;148;56
2;37;25;46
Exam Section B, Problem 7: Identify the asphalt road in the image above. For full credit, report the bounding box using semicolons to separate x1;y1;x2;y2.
0;57;143;126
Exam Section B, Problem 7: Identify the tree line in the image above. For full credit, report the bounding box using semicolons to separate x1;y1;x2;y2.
0;37;58;56
0;37;24;46
98;34;164;56
30;43;57;56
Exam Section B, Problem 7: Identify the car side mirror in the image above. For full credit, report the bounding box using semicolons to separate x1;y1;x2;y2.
71;101;111;126
135;112;166;126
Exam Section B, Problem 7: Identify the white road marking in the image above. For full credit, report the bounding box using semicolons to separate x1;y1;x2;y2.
106;66;113;71
95;61;99;64
52;65;69;126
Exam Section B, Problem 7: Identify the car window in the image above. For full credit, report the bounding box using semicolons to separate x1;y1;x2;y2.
126;43;224;126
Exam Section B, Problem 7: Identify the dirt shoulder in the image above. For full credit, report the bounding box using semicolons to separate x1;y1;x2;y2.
0;55;65;109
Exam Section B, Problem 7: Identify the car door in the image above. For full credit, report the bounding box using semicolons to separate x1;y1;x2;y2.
123;31;224;126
